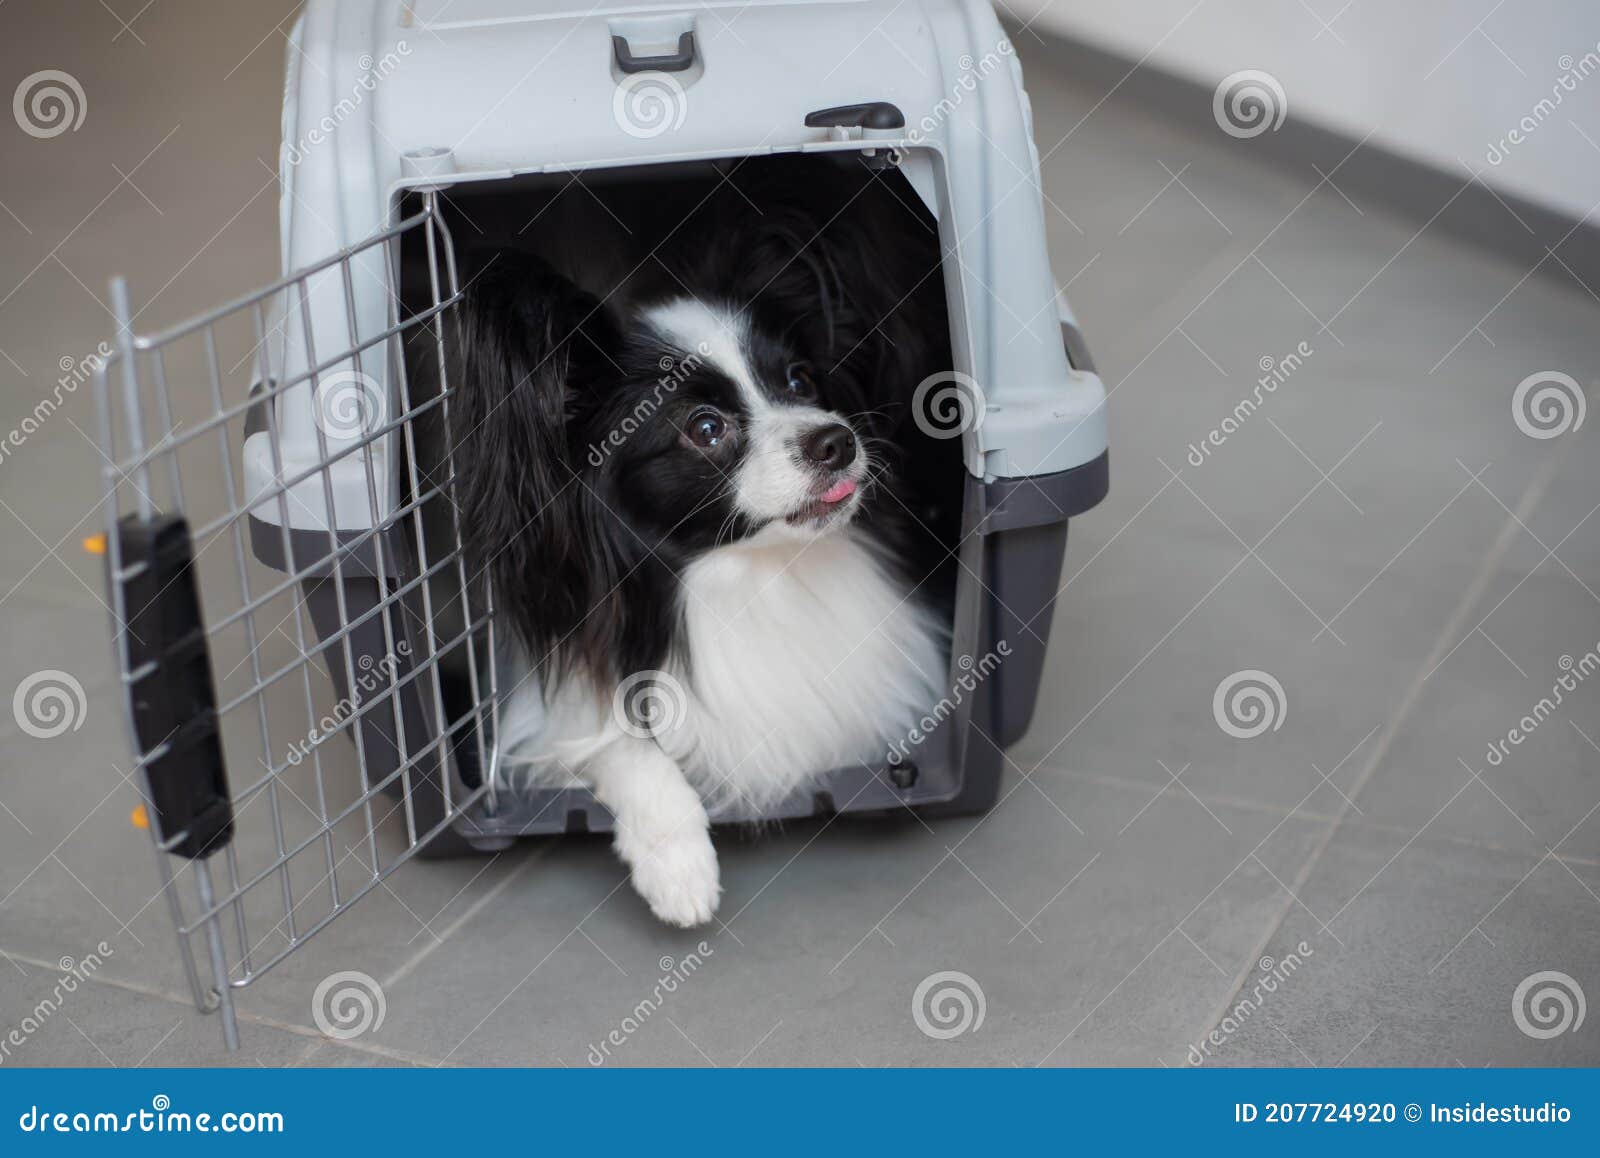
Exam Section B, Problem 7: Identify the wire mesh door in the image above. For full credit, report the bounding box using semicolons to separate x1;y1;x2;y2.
92;193;498;1050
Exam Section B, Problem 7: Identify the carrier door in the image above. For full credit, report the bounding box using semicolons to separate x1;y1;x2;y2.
91;196;496;1051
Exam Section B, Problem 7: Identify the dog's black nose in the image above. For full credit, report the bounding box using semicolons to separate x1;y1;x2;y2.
801;423;857;469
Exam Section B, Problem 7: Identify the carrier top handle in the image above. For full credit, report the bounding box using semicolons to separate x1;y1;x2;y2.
612;30;696;73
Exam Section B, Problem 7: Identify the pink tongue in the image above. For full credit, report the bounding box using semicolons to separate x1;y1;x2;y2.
821;479;857;504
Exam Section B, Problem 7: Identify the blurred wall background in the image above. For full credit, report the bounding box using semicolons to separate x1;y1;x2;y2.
1006;0;1600;219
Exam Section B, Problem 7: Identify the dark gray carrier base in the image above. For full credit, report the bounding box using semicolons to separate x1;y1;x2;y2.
922;449;1109;818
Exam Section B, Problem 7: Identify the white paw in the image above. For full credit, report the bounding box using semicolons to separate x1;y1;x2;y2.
621;827;721;928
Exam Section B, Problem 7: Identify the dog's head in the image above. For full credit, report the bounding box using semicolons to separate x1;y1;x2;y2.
594;293;872;552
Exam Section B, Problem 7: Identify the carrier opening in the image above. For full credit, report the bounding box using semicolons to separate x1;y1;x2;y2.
394;151;970;827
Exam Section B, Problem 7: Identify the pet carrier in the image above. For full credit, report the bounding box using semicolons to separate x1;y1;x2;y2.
94;0;1108;1048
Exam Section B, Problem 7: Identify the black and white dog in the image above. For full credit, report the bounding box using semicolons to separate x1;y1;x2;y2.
450;171;957;926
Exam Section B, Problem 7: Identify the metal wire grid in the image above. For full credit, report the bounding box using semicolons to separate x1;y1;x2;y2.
92;193;498;1049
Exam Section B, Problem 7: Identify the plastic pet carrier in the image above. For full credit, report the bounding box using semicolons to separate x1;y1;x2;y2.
93;0;1108;1048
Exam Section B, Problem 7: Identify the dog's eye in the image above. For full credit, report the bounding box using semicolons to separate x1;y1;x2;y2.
784;362;818;399
685;409;727;449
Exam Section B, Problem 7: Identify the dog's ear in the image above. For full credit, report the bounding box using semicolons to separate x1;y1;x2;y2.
725;207;850;351
449;252;620;669
816;193;947;425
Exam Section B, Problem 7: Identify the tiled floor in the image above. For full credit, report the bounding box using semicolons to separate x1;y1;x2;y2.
1;2;1597;1066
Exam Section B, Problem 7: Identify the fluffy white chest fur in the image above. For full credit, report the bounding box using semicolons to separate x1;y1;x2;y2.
497;529;947;816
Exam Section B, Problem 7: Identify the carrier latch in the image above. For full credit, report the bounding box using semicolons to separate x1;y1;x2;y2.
804;102;905;130
114;513;234;860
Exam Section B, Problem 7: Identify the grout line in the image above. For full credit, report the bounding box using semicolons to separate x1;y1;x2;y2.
0;945;448;1068
1193;446;1568;1041
1030;764;1600;869
291;846;556;1067
382;843;557;990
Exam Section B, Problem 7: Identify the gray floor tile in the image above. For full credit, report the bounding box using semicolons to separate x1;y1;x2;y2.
1350;546;1600;862
0;951;416;1067
350;779;1325;1065
1203;825;1600;1067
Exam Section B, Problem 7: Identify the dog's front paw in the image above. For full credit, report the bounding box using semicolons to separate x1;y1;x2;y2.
622;826;721;928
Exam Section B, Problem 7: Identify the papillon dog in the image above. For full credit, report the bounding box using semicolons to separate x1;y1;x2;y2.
449;172;958;926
